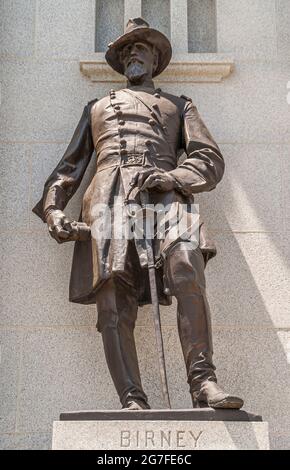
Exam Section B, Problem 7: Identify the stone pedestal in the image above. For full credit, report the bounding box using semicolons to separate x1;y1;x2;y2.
52;409;269;450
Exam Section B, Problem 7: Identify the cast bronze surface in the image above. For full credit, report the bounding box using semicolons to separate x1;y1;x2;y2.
32;18;243;410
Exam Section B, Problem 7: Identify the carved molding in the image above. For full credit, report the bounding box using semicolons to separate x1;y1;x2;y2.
79;55;234;84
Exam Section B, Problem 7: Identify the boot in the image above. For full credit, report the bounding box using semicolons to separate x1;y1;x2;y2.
122;394;151;410
192;380;244;409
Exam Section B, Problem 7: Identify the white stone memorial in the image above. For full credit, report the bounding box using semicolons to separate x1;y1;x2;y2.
52;409;269;450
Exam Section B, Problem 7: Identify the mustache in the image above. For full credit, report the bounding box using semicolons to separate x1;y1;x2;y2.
126;57;144;67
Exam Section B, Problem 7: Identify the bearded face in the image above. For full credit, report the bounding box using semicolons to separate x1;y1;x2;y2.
120;41;158;84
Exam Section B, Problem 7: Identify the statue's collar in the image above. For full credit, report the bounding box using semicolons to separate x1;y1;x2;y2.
126;84;161;95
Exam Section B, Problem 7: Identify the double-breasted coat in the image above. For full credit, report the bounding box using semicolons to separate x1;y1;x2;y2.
33;85;224;305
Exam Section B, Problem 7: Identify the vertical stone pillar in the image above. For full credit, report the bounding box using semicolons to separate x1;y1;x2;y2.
170;0;188;54
124;0;142;28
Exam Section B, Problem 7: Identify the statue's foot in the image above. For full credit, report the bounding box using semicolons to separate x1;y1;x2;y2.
192;380;244;410
121;397;151;411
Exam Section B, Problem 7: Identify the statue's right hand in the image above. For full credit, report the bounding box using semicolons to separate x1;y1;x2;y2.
46;209;73;244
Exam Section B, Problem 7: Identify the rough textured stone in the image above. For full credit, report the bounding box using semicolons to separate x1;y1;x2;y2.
36;0;94;58
142;0;170;39
188;0;217;53
0;0;36;57
0;232;96;327
0;144;30;231
170;0;188;54
165;61;290;144
124;0;142;28
205;232;290;329
217;0;277;58
212;327;290;450
0;59;101;143
281;144;290;233
17;328;119;433
276;0;290;58
195;143;282;233
52;420;269;450
95;0;124;52
0;330;22;433
0;432;51;450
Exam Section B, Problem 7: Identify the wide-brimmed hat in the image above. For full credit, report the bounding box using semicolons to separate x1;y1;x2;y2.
105;17;172;78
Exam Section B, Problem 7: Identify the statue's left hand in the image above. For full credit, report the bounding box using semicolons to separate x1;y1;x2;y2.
131;168;177;192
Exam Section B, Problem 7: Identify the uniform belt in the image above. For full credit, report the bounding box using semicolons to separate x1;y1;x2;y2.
96;152;177;173
96;153;149;173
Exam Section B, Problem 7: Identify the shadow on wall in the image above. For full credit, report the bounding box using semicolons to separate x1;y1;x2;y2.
195;185;289;449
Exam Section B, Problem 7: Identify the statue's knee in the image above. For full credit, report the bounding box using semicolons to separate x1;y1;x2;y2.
165;243;206;296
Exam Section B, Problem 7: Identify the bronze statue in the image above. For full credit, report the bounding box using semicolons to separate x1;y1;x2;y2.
33;18;243;411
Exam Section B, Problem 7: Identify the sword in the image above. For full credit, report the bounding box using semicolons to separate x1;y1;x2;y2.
139;189;171;409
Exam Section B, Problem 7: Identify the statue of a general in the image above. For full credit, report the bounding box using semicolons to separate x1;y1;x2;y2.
33;18;243;411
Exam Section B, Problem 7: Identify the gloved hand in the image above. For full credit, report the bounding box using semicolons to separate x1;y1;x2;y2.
45;209;91;243
45;209;74;244
130;168;178;192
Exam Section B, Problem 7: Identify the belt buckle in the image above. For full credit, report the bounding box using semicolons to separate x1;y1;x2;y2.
121;154;144;166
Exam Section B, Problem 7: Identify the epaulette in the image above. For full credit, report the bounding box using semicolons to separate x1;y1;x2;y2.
180;94;192;102
87;98;98;107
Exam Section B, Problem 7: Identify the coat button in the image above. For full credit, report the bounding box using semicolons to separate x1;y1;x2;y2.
148;119;155;126
116;110;123;117
119;120;125;125
120;139;126;146
145;139;151;145
114;105;120;110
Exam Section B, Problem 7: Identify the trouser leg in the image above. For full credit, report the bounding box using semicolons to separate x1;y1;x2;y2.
96;276;149;407
164;242;217;393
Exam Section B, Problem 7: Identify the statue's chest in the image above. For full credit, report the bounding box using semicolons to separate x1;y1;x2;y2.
91;90;181;137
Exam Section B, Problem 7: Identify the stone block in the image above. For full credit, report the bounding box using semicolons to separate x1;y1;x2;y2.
17;328;119;433
165;61;290;144
195;143;282;233
217;0;277;59
205;232;290;329
36;0;94;58
0;0;36;58
142;0;171;39
95;0;124;52
281;144;290;232
0;330;22;433
212;327;290;450
52;410;269;449
276;0;290;58
0;59;103;143
188;0;217;53
0;232;96;327
0;432;51;450
0;143;30;231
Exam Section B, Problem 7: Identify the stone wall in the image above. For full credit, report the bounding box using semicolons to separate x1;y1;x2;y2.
0;0;289;450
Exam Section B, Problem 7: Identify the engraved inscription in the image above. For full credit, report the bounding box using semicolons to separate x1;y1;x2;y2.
120;429;203;448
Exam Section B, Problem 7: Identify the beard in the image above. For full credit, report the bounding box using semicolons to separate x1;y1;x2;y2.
124;61;147;83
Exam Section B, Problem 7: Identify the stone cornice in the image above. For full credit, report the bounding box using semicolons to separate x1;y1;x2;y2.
79;54;234;83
